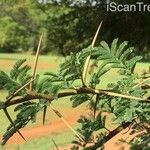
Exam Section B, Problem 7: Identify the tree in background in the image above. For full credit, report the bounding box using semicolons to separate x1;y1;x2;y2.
0;0;47;53
0;0;150;60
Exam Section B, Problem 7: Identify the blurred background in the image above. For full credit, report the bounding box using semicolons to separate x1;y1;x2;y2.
0;0;149;60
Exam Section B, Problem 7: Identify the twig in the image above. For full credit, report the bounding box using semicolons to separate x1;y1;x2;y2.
51;138;59;150
5;87;150;108
50;104;84;142
99;90;144;101
133;77;150;89
6;79;35;103
2;108;26;145
84;122;131;150
29;34;43;91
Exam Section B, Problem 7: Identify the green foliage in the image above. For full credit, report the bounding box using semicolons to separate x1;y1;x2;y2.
0;16;27;52
71;94;90;108
131;130;150;150
68;39;149;148
0;59;31;96
0;39;150;149
2;102;37;145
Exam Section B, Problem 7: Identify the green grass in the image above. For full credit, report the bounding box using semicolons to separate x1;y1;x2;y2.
0;53;63;62
1;129;76;150
0;53;150;149
18;131;74;150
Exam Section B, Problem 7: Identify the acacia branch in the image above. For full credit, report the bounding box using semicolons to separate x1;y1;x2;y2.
1;83;150;147
50;104;84;142
133;77;150;89
85;122;132;150
2;108;26;145
4;87;150;108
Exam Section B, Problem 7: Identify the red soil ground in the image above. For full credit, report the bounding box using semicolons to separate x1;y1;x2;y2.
0;116;78;145
0;59;58;70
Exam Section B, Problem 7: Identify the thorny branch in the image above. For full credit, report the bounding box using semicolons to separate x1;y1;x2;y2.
1;82;149;147
3;86;150;108
0;23;150;148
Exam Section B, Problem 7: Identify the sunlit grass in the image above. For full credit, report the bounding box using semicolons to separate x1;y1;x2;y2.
3;129;76;150
0;53;63;62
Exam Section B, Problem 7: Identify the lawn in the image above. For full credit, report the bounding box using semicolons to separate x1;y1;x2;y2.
0;53;150;149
